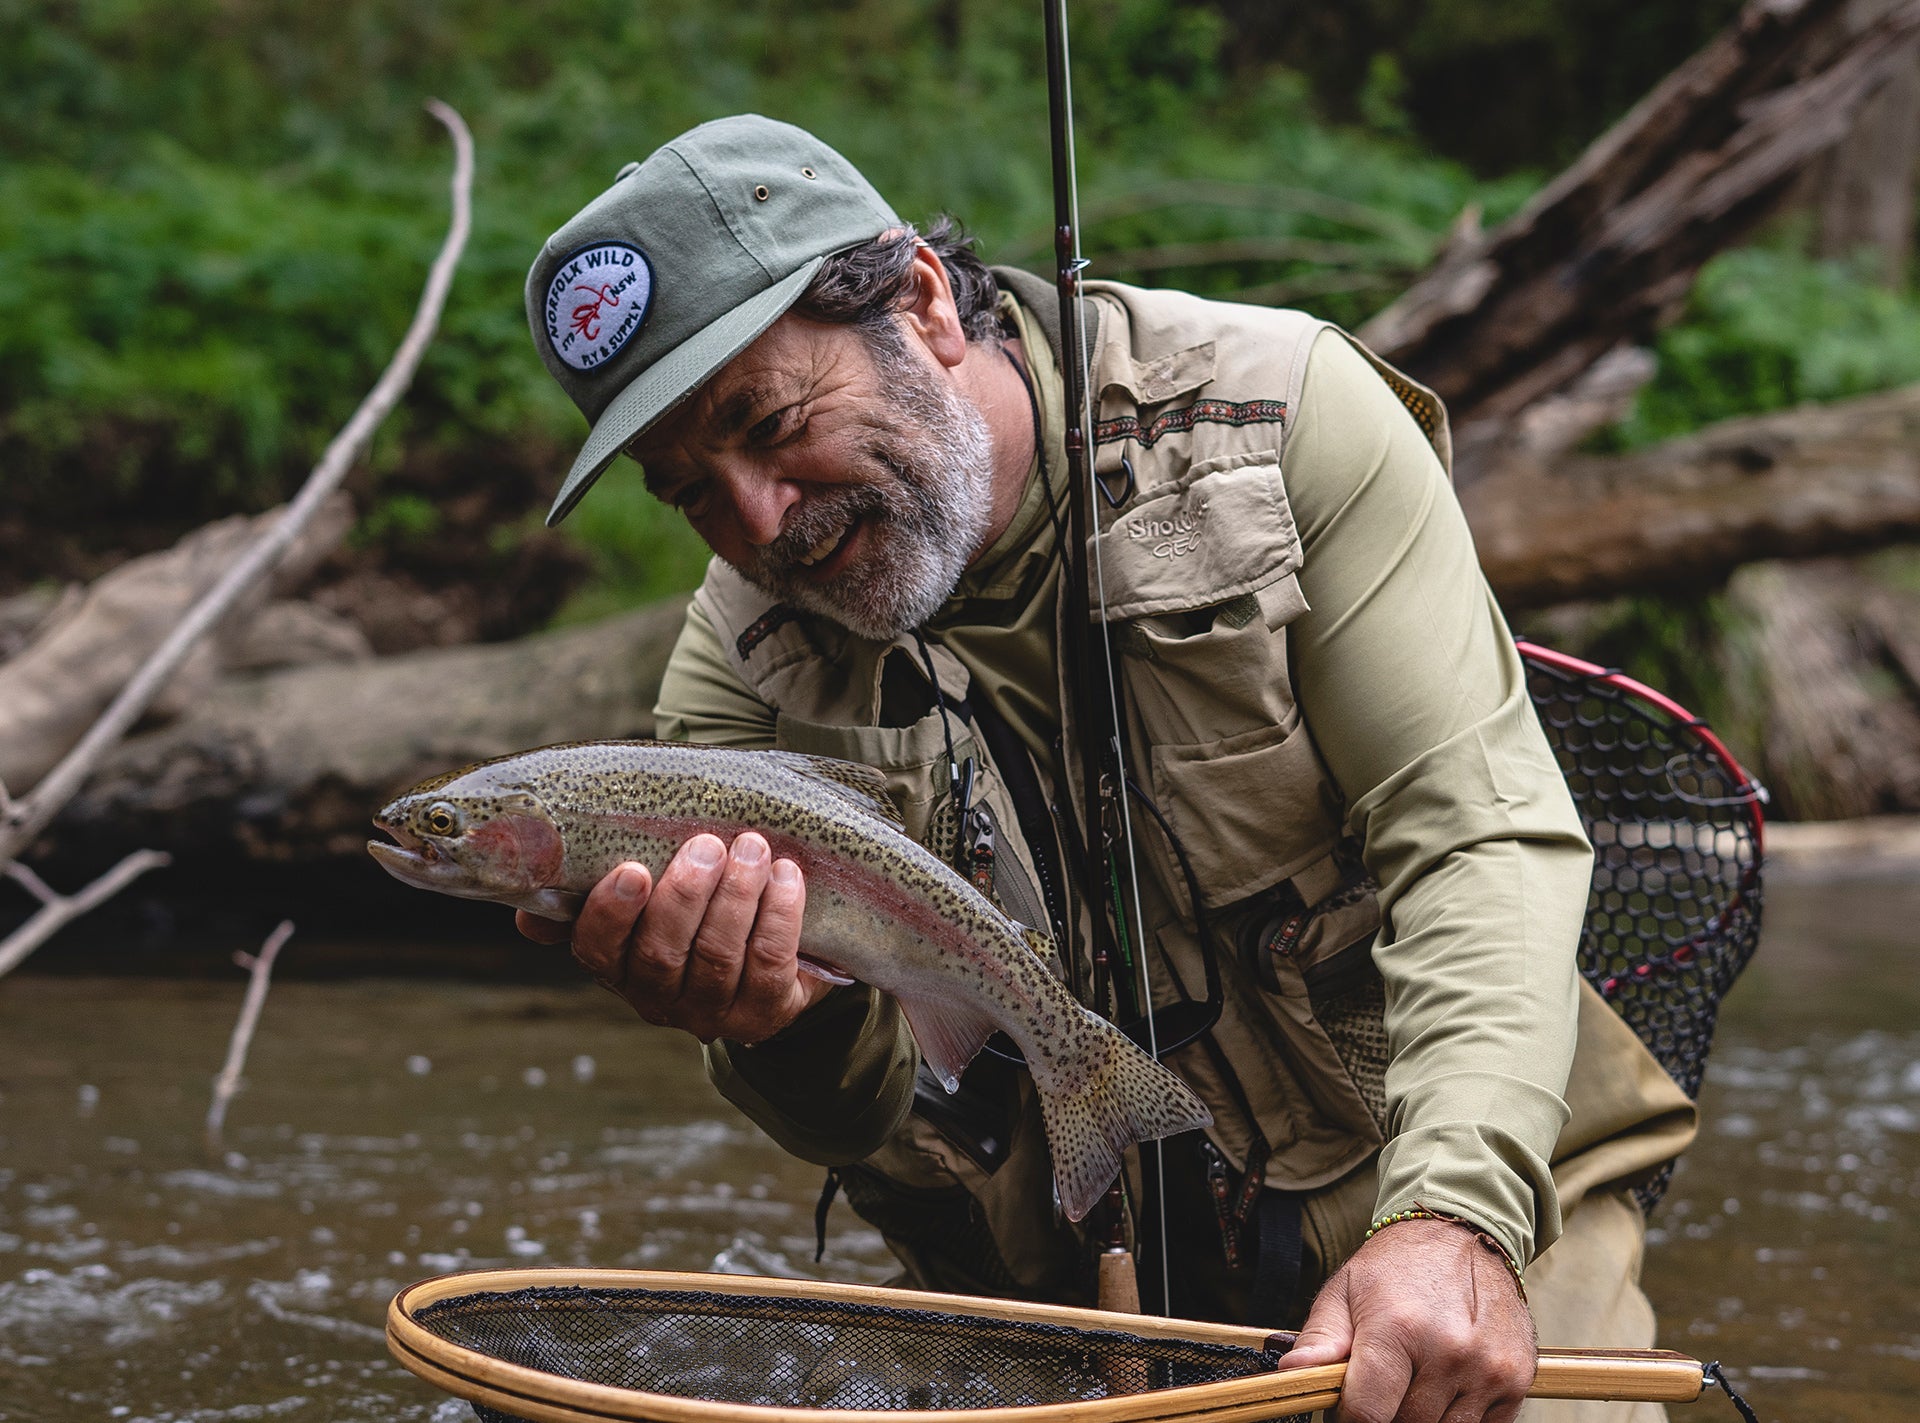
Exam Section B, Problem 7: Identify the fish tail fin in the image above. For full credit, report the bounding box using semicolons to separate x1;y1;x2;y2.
1036;1012;1213;1223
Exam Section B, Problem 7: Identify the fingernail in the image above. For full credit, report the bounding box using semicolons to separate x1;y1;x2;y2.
613;864;646;905
770;860;798;886
734;835;767;867
686;836;723;869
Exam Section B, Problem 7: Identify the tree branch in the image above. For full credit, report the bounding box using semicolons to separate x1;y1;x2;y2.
1466;381;1920;608
206;919;295;1150
0;100;473;866
0;848;172;977
1362;0;1920;468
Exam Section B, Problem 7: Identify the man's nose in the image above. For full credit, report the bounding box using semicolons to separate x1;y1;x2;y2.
717;465;801;547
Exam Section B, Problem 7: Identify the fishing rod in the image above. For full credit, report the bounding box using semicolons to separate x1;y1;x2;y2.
1041;0;1172;1315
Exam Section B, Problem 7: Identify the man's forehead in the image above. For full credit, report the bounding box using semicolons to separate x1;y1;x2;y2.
641;322;803;443
632;313;855;461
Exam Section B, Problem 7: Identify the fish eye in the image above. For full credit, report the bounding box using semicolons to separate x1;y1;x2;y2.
424;804;458;836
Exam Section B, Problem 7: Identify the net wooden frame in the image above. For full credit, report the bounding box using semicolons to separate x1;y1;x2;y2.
387;1270;1706;1423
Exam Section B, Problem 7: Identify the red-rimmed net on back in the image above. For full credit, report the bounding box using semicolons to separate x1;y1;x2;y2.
1519;641;1765;1208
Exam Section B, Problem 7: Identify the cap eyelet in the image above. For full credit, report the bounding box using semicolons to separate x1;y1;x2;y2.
753;184;770;202
801;167;816;179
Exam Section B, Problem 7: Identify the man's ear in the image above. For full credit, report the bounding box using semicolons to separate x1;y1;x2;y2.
895;240;969;370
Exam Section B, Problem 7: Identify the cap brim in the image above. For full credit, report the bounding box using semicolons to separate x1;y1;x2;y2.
545;255;827;527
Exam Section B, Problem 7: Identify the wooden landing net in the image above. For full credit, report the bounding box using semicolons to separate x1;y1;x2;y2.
388;1270;1713;1423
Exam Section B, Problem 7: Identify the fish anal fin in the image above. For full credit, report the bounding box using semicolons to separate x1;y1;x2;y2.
774;752;905;827
894;991;999;1094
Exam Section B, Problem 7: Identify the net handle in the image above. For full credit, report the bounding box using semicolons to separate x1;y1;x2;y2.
388;1272;1708;1423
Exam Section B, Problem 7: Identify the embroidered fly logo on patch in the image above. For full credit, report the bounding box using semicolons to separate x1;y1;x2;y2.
545;243;653;372
568;283;622;341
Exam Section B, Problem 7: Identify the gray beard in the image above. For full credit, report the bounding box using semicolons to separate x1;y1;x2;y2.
733;324;995;641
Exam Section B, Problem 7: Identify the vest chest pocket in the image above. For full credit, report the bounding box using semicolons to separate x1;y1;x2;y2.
1103;449;1340;917
773;709;956;848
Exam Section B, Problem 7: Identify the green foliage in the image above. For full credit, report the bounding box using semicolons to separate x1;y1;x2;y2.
547;470;714;626
353;492;444;550
1;0;1517;611
1604;247;1920;451
11;0;1918;623
1228;0;1743;174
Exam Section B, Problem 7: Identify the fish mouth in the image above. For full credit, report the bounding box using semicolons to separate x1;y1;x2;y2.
368;817;440;880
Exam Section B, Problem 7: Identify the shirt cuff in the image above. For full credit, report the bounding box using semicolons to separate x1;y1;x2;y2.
704;985;917;1165
1373;1072;1571;1267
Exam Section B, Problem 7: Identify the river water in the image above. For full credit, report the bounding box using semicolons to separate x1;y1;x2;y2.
1;874;1915;1422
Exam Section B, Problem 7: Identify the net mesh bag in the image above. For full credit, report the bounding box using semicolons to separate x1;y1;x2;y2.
412;1285;1289;1420
1520;643;1765;1206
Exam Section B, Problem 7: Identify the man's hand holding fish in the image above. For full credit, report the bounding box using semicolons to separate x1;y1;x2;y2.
516;833;821;1044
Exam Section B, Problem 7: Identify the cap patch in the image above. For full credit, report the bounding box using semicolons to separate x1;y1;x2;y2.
544;243;654;372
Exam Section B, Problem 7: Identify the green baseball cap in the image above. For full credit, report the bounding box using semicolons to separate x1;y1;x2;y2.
525;114;901;526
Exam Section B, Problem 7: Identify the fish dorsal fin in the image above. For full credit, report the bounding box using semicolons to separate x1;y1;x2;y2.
773;752;905;827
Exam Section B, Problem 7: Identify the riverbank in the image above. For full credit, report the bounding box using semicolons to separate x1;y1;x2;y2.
1763;814;1920;879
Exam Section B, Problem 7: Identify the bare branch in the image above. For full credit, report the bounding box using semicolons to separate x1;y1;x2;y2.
0;848;172;977
4;860;59;905
0;101;474;866
205;919;295;1151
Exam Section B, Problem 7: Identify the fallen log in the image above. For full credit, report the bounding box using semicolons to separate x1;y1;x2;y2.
0;497;357;795
1465;382;1920;608
43;597;689;867
1723;560;1920;820
1362;0;1920;474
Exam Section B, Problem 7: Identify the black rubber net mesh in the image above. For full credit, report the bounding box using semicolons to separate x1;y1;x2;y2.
414;1286;1288;1421
1524;652;1764;1207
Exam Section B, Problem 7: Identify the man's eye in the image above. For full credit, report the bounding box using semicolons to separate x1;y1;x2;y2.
670;483;713;515
748;407;801;444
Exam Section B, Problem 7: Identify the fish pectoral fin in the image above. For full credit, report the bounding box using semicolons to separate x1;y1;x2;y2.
797;955;857;986
514;888;584;922
894;991;999;1094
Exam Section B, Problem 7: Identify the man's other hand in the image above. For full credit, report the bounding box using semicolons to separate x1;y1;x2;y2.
514;832;826;1043
1278;1216;1537;1423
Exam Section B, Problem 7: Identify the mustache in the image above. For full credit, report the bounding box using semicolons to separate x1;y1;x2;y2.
746;446;934;579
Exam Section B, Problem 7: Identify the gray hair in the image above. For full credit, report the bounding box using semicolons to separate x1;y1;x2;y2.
797;215;1003;344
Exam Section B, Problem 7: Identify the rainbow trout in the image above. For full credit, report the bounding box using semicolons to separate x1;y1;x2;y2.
368;740;1210;1220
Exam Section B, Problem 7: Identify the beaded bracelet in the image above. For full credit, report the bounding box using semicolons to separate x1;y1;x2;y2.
1365;1206;1528;1300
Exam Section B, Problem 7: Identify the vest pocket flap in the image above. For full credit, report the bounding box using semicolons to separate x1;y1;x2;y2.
1149;718;1344;912
1092;451;1302;621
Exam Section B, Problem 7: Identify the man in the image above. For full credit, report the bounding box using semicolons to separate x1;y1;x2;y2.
516;115;1697;1423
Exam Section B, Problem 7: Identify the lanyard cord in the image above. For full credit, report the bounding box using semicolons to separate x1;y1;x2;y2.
1003;344;1071;560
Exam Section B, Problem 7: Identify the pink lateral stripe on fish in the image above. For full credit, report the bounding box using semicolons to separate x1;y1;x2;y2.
367;739;1212;1221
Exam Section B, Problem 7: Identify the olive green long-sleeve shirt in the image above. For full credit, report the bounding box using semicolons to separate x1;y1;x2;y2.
657;313;1598;1270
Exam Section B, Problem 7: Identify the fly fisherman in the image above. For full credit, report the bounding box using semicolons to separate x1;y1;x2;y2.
514;116;1697;1423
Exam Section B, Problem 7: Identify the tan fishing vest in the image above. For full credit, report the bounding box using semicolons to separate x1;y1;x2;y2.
689;275;1470;1301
